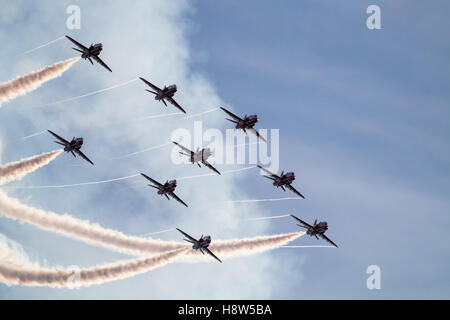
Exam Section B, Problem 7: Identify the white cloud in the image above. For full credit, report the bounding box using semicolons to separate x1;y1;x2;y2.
0;0;299;298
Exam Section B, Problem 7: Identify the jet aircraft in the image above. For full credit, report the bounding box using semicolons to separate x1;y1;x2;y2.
220;107;266;142
140;173;188;207
290;215;338;247
65;35;112;72
48;130;94;165
176;228;222;263
173;141;220;175
257;165;305;199
139;77;186;113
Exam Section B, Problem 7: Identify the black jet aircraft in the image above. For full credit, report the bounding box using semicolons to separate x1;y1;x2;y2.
139;77;186;114
257;165;305;199
65;35;112;72
48;130;94;165
220;107;266;142
176;228;222;263
173;141;220;175
140;173;188;207
290;215;338;247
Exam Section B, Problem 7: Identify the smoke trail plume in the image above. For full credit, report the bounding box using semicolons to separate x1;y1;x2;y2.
136;112;183;121
34;78;137;108
180;107;219;120
20;36;65;55
177;166;256;181
0;57;79;104
0;150;62;185
0;190;303;259
8;173;140;189
183;232;304;261
243;214;290;221
113;142;172;160
20;130;47;140
0;239;188;288
230;197;301;203
9;166;256;189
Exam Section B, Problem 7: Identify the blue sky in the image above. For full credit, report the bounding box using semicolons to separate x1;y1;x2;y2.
0;0;449;299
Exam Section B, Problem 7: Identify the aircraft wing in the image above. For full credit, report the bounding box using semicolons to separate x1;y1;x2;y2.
202;160;221;175
248;128;267;143
320;234;338;248
74;149;94;166
173;141;193;155
169;191;188;207
167;97;186;114
65;35;88;51
139;77;162;92
176;228;198;243
220;107;243;122
47;130;70;144
92;55;112;72
257;165;278;177
204;247;222;263
286;184;305;199
140;173;163;187
290;215;313;228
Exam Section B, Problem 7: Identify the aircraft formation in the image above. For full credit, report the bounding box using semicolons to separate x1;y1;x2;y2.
46;35;338;263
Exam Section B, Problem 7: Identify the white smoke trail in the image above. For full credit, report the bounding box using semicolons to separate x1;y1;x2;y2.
137;215;290;237
20;36;65;55
0;190;303;258
139;228;176;237
281;245;335;248
0;240;189;288
0;57;80;104
191;232;304;261
34;78;138;108
7;173;140;189
0;150;63;185
243;214;290;221
9;166;255;189
19;130;47;140
229;197;301;203
179;107;219;120
112;142;172;160
233;141;261;148
177;166;256;181
136;112;184;121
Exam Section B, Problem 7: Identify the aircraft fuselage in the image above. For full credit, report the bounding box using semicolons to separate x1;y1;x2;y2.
81;43;102;59
306;221;329;237
64;137;83;152
273;172;296;187
236;115;258;130
192;235;212;250
191;148;212;163
156;85;177;101
158;179;177;195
